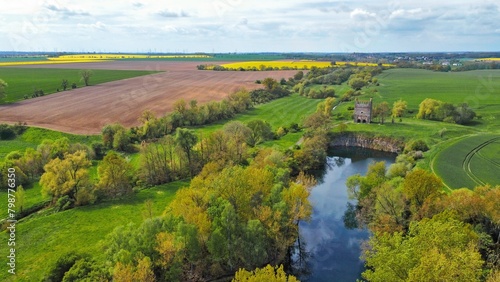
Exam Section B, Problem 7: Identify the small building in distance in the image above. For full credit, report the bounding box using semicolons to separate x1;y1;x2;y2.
353;98;372;123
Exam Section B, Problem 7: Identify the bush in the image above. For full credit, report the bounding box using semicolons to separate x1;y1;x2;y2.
288;123;300;133
404;139;429;153
0;124;16;140
91;142;106;160
43;252;86;282
72;83;77;89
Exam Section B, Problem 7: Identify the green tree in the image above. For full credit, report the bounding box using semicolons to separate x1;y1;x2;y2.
0;79;8;100
175;128;198;177
61;79;69;91
113;128;130;151
262;77;278;91
96;151;133;199
403;168;442;209
455;103;476;124
416;98;442;120
246;120;274;146
323;97;336;117
140;137;174;185
40;150;92;205
233;264;299;282
101;124;126;149
293;71;304;81
80;70;93;86
348;77;367;90
392;99;407;118
374;102;390;124
363;212;483;282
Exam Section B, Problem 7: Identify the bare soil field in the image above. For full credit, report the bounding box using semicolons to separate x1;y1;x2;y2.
0;61;299;134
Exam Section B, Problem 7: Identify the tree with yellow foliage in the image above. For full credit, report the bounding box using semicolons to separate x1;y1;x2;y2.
233;264;298;282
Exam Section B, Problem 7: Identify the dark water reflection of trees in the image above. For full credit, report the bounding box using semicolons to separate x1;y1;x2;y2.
290;147;395;281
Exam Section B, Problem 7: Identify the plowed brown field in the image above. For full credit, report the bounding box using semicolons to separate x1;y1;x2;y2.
0;61;298;135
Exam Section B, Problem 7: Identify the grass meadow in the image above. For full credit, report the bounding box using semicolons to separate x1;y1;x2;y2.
373;68;500;132
0;68;160;104
193;93;324;148
0;180;187;281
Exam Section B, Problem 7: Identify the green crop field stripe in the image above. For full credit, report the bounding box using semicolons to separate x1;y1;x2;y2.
462;137;500;186
433;134;500;189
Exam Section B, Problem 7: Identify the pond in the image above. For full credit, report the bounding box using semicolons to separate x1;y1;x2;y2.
296;147;396;282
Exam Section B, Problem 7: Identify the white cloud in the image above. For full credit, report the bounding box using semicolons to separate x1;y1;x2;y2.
44;3;90;17
350;8;375;19
0;0;498;52
389;8;425;20
77;21;107;30
156;9;189;18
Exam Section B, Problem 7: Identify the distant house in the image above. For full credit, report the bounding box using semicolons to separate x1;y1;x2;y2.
354;98;372;123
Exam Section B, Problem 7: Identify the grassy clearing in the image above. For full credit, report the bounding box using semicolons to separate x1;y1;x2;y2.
193;94;323;148
432;134;500;189
0;68;160;104
0;180;187;282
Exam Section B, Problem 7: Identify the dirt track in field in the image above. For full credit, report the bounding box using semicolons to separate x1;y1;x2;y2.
0;61;298;135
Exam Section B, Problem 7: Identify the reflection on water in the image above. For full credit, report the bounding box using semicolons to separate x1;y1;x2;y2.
297;148;395;282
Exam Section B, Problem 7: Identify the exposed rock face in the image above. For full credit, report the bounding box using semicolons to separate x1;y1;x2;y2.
329;133;404;153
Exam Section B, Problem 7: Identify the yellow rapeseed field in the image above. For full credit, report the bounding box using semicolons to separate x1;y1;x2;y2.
219;60;393;70
56;54;212;60
478;58;500;61
0;54;212;67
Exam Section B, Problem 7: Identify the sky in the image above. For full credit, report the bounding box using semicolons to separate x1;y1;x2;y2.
1;0;499;53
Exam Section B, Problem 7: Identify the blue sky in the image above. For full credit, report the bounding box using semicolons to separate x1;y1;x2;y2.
1;0;499;53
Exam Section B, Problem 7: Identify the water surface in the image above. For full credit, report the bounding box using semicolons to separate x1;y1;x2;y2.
298;148;395;282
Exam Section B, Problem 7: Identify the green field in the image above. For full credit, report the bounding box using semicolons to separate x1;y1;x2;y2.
0;57;48;62
0;180;187;281
0;68;160;104
193;93;323;148
374;69;500;132
433;134;500;189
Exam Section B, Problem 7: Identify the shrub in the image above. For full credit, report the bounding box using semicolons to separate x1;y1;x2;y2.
404;139;429;153
0;124;16;140
43;252;87;282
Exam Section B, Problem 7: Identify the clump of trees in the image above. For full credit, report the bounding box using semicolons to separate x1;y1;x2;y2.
347;67;383;90
0;123;27;140
292;97;335;172
417;98;476;124
249;78;291;104
103;157;312;281
346;155;500;281
233;265;299;281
